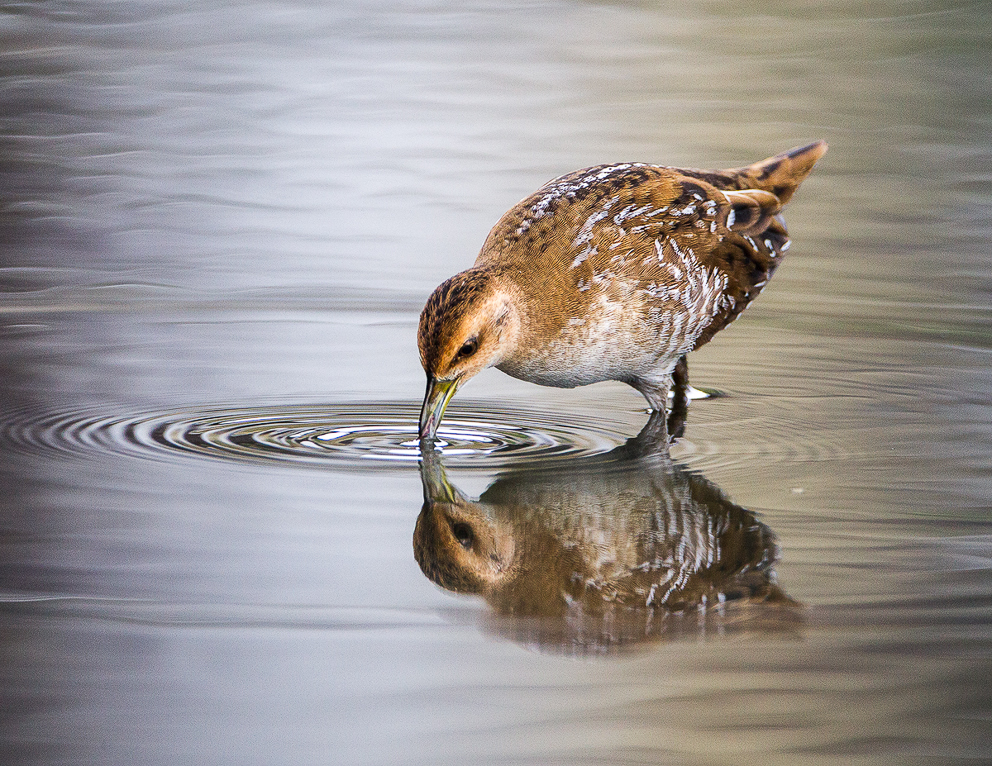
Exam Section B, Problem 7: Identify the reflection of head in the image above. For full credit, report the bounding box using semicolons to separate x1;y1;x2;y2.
414;495;590;617
412;499;514;594
415;420;797;653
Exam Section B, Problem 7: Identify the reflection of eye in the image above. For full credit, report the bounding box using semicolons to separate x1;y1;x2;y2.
456;338;478;360
451;522;474;549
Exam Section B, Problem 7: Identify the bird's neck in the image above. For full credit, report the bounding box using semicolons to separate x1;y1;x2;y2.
488;285;524;369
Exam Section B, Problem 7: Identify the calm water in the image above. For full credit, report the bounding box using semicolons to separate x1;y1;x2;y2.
2;1;991;764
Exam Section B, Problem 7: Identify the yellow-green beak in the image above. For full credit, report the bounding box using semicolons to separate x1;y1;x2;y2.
419;377;459;442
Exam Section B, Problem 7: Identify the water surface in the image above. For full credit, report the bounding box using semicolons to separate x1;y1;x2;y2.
1;1;990;764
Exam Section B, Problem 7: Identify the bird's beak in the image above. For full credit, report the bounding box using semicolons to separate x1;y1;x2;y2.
419;377;459;442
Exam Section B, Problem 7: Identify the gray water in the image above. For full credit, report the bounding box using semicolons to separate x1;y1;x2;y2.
2;1;991;764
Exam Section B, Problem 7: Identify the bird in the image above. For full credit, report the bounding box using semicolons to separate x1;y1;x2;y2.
418;141;827;442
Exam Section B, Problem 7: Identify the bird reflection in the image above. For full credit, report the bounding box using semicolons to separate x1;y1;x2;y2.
415;413;797;655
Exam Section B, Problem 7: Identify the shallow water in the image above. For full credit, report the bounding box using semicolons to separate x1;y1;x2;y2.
2;1;991;764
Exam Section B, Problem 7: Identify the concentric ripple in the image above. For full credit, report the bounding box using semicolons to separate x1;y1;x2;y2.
0;401;631;470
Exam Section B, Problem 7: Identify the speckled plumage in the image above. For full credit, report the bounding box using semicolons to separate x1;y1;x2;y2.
418;142;827;440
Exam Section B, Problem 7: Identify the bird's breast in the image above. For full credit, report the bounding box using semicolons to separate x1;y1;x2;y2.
496;240;732;388
497;293;674;388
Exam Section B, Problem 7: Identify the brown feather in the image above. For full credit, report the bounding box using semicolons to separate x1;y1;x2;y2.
417;143;827;430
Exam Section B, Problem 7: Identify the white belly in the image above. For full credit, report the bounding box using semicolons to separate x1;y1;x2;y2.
497;299;686;389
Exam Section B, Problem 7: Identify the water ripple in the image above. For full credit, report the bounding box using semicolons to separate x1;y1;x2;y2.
0;401;629;470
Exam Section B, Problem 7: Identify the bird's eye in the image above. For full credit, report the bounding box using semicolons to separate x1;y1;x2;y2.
451;522;474;549
456;338;478;359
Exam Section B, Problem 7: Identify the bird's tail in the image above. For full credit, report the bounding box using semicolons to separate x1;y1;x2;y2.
727;141;828;205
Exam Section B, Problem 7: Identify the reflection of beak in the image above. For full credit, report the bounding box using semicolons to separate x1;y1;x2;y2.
419;377;459;442
418;446;462;504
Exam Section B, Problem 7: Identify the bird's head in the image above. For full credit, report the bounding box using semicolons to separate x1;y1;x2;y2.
417;268;519;441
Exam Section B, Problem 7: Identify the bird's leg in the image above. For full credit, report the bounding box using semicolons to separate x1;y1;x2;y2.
630;357;691;442
630;369;677;443
667;356;689;443
630;377;671;414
